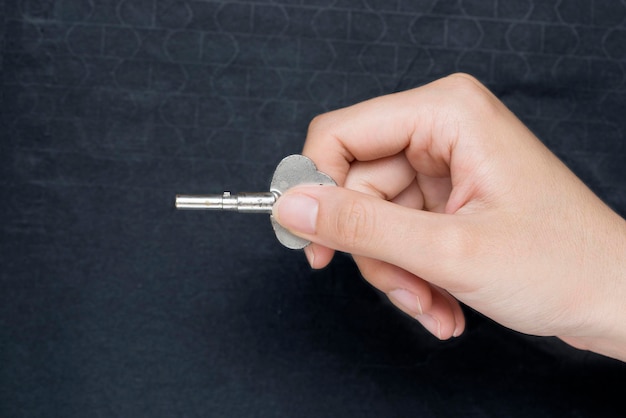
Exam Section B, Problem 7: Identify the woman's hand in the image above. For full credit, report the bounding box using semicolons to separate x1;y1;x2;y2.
273;74;626;361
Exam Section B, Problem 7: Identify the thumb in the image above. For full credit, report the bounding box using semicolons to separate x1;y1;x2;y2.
273;184;466;286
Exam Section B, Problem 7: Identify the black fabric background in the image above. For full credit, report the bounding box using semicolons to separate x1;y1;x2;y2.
2;1;626;417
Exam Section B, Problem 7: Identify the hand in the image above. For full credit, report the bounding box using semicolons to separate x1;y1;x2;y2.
272;74;626;361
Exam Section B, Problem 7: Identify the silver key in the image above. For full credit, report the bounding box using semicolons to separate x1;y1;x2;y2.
175;154;336;249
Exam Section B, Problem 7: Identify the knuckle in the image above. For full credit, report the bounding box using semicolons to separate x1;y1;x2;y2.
307;113;331;135
440;73;496;112
444;73;484;93
333;198;375;250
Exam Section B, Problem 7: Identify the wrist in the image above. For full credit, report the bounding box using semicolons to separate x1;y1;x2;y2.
562;211;626;361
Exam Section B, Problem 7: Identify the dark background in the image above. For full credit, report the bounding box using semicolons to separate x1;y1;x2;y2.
2;0;626;416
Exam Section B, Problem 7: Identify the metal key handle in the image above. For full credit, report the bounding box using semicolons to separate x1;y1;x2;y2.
175;154;336;249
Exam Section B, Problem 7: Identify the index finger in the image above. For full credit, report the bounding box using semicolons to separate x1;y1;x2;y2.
302;73;503;187
302;89;419;186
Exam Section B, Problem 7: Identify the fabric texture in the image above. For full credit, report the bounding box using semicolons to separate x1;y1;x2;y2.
2;0;625;416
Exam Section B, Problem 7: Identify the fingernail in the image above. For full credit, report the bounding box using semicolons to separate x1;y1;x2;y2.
304;246;315;268
452;326;462;338
388;289;423;315
416;314;441;339
274;193;318;234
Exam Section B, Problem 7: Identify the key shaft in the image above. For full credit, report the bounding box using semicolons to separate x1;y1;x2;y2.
175;191;278;213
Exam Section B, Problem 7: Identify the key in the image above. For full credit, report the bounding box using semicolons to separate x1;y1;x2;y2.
175;154;336;249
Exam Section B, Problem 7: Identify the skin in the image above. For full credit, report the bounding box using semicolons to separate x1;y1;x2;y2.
272;73;626;361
